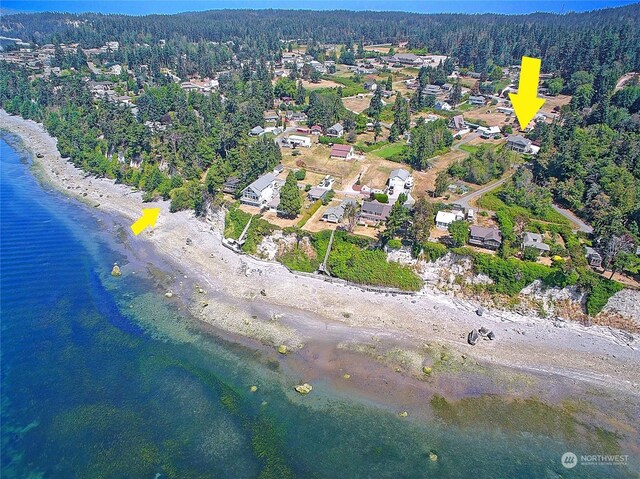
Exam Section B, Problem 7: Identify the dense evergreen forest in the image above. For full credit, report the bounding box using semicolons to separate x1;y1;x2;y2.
2;6;639;75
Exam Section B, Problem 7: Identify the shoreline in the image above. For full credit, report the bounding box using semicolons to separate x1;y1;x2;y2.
2;109;639;407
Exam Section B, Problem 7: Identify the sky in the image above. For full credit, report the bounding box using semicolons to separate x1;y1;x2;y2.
1;0;638;15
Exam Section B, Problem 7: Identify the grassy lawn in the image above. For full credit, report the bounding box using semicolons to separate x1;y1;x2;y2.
371;142;407;160
458;144;479;154
478;189;570;225
325;75;366;96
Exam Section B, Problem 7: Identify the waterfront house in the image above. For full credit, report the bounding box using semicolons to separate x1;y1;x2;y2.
322;199;357;223
240;173;277;208
468;226;502;250
359;200;392;224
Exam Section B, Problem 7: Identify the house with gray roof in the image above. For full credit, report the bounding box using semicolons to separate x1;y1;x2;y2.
468;95;486;105
307;187;330;201
249;126;265;136
240;173;277;208
322;199;357;223
523;232;550;254
507;135;532;153
326;123;344;138
469;226;502;250
359;200;392;224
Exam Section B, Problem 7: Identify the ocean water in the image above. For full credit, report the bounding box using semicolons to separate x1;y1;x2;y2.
0;136;637;479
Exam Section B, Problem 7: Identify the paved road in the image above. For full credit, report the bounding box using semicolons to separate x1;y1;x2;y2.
551;204;593;233
445;172;515;210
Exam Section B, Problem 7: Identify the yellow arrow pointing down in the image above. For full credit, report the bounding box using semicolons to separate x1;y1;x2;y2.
509;56;545;129
130;208;160;236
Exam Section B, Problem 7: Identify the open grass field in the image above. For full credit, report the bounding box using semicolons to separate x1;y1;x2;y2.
370;142;406;160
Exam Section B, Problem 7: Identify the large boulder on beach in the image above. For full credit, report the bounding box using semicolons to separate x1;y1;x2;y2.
294;383;312;395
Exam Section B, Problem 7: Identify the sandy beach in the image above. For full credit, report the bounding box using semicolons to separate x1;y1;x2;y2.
2;109;639;406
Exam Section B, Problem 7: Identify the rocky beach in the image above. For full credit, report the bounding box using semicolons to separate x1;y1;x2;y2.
2;108;639;438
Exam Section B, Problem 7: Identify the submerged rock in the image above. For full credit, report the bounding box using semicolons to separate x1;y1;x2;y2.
429;451;438;462
342;373;351;379
111;264;122;277
250;386;258;393
277;345;288;355
165;291;174;298
294;383;312;395
422;366;432;376
398;411;408;417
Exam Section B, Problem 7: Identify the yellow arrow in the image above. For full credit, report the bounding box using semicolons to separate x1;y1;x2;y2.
130;208;160;236
509;56;545;129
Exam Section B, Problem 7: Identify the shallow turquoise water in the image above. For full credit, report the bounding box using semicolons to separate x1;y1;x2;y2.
1;136;636;478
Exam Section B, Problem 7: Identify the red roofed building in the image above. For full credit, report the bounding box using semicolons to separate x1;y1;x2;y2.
330;144;355;160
